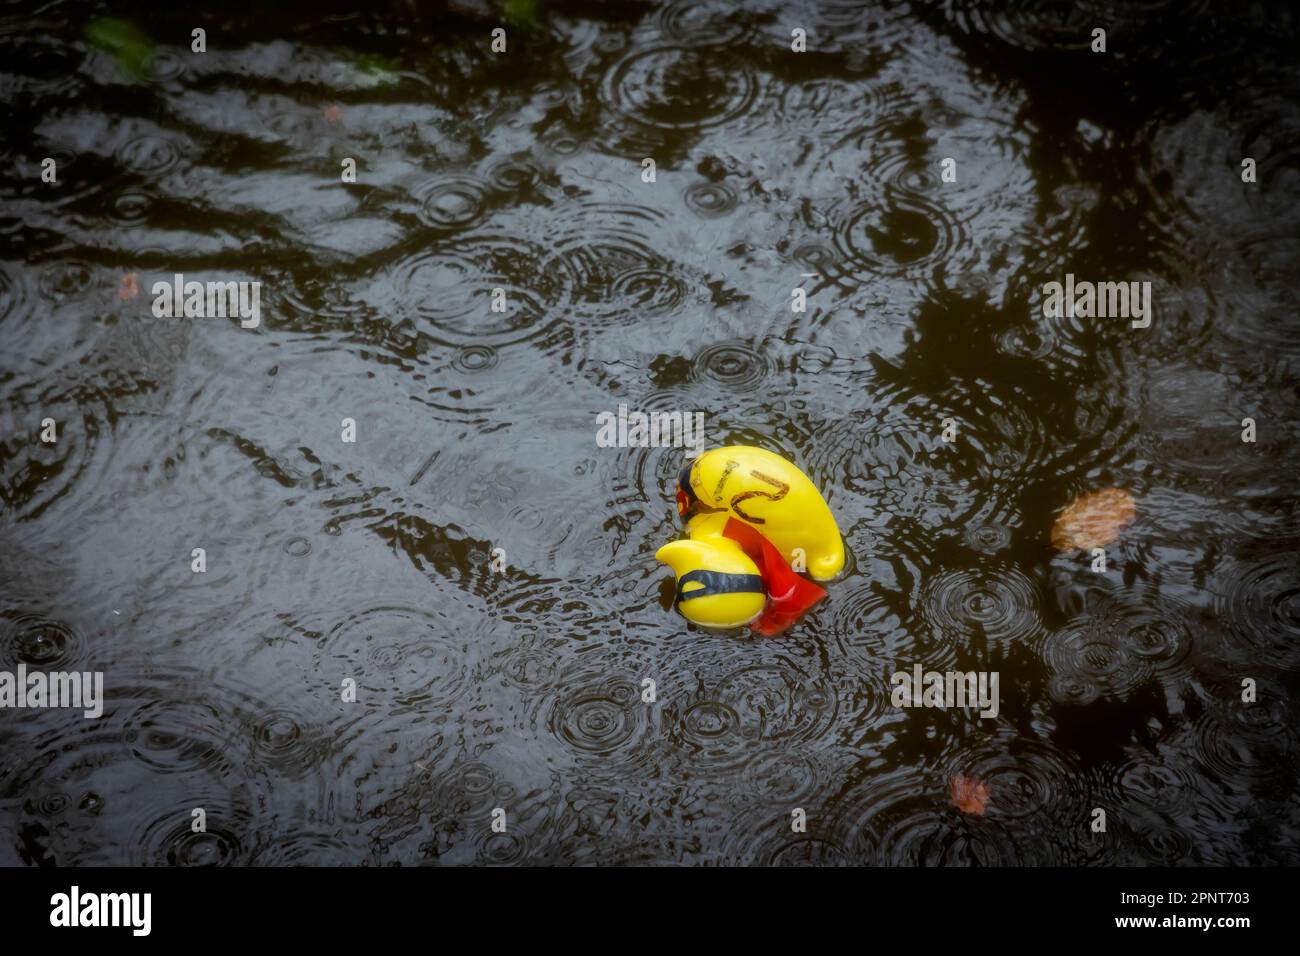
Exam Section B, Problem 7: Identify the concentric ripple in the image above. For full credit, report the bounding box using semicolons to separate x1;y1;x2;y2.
0;405;121;523
801;402;982;527
433;760;505;816
131;795;254;866
484;157;539;192
740;752;822;804
496;643;561;696
252;831;368;865
548;675;655;766
380;238;575;348
719;803;854;866
0;261;31;331
1108;748;1202;816
690;341;773;392
116;133;183;177
832;194;963;279
1192;698;1298;790
109;189;154;225
451;344;499;373
1097;595;1196;679
658;0;756;45
996;322;1055;361
122;699;232;774
920;567;1042;650
670;664;840;772
940;735;1086;821
683;180;738;218
600;46;758;133
476;829;529;866
0;614;86;670
675;698;743;756
789;238;839;274
0;659;284;865
1041;617;1154;702
831;771;1048;865
778;78;912;138
827;573;932;667
964;522;1013;554
549;203;687;323
248;708;331;779
38;261;96;301
414;176;491;230
316;605;472;709
1214;548;1300;670
944;0;1123;52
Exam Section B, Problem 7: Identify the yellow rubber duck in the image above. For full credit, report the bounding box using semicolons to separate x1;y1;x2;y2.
675;446;845;581
654;537;767;629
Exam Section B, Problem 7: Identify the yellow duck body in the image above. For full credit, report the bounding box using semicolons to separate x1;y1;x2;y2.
654;537;766;628
677;446;845;581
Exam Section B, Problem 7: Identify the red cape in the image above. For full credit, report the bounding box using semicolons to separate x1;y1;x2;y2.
720;517;826;636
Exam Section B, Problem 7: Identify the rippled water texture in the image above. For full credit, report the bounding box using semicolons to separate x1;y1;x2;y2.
2;0;1299;866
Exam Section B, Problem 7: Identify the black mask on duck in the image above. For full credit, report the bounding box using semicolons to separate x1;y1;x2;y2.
675;463;698;518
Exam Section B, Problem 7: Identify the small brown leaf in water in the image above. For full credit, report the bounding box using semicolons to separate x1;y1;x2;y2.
118;272;139;299
950;774;991;816
1051;487;1136;551
322;104;343;124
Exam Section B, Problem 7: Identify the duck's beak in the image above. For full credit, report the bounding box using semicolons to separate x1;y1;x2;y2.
654;539;706;576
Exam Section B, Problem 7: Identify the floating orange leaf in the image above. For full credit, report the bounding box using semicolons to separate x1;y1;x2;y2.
118;272;139;299
1051;487;1136;551
322;103;343;124
950;774;991;816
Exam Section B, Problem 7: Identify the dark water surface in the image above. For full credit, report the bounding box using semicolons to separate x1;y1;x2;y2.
2;0;1298;865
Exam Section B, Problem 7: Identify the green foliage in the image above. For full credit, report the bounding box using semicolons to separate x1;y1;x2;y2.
501;0;541;32
85;17;154;81
351;53;402;88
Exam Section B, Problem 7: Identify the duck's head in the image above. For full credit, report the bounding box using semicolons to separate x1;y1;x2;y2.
677;446;845;581
654;537;766;629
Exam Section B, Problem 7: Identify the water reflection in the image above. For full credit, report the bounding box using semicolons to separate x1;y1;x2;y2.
1;0;1297;865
